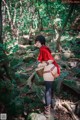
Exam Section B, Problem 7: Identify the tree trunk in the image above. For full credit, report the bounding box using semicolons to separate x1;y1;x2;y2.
37;10;43;31
0;0;3;43
0;1;12;80
2;0;18;40
56;4;75;52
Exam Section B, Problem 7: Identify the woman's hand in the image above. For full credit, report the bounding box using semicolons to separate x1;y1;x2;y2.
47;60;53;64
37;60;54;68
38;62;47;68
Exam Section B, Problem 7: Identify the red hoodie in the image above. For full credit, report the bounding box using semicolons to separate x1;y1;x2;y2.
38;45;60;75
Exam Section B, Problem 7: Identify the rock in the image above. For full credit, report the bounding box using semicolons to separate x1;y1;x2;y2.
63;52;71;59
54;55;61;60
68;61;77;68
27;113;46;120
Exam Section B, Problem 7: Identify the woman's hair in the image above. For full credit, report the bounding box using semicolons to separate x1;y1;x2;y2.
35;35;46;45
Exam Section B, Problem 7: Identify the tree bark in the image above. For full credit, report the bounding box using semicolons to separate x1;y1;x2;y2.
0;0;12;80
56;4;75;52
0;0;3;43
37;9;43;31
2;0;18;39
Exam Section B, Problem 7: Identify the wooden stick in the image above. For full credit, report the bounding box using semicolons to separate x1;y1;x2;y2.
27;71;36;87
62;102;79;120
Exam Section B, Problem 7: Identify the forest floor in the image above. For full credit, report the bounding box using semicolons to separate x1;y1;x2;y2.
13;50;80;120
6;33;80;120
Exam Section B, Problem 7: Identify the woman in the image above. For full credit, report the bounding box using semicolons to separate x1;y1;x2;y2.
34;35;60;116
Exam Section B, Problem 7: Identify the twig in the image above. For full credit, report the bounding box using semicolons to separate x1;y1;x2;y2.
62;102;79;120
26;71;36;88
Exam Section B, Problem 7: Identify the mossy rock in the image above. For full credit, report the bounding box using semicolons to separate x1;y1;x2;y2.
27;113;46;120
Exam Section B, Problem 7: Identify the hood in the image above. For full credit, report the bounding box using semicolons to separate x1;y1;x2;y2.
40;45;51;53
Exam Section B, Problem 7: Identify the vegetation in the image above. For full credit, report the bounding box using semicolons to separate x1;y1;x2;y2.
0;0;80;120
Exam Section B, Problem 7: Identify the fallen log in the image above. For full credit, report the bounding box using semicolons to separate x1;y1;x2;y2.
20;91;36;97
62;102;79;120
54;98;79;120
26;71;36;88
69;58;80;62
62;80;80;95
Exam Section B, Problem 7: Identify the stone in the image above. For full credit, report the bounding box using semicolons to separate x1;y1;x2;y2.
27;113;46;120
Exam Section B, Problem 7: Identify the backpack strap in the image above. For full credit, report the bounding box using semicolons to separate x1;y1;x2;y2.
43;65;56;77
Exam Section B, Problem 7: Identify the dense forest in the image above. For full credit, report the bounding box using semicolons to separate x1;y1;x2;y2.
0;0;80;120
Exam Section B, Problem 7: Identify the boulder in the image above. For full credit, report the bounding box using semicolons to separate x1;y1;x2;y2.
27;113;46;120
